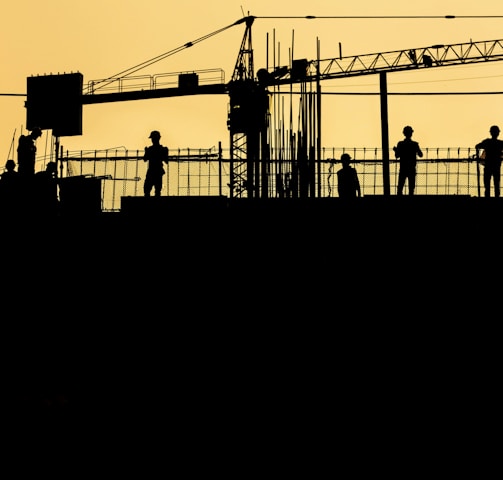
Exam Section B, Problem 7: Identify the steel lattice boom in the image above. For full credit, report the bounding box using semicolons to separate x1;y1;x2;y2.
266;39;503;85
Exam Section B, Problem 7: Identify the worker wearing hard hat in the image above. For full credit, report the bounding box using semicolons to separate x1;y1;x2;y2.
143;130;170;197
17;126;42;177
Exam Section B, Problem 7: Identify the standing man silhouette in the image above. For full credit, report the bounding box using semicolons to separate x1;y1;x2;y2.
143;130;169;197
0;159;21;208
337;153;361;199
0;159;20;189
475;125;503;197
17;127;42;177
393;125;423;196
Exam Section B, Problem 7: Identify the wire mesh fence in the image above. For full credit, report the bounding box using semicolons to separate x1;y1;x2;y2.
43;146;484;211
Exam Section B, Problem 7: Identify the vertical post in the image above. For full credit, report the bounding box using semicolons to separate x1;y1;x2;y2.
218;141;222;197
54;135;60;178
54;135;61;213
380;72;390;196
316;38;322;198
58;145;64;179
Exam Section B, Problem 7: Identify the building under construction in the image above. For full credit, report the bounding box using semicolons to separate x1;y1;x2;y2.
1;16;501;263
17;16;502;204
5;16;501;460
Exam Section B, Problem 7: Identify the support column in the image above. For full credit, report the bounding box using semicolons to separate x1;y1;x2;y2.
380;72;390;196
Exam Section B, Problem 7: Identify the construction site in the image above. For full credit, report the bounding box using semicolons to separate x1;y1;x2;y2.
3;15;502;439
2;14;502;311
0;17;498;252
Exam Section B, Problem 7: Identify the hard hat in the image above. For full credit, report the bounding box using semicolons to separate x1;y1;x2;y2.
403;125;413;134
46;161;57;172
149;130;161;138
341;153;351;162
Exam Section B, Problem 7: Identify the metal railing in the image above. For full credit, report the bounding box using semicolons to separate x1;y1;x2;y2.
85;69;226;95
47;146;484;211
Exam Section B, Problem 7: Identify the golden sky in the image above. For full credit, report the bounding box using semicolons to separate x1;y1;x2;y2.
1;0;502;165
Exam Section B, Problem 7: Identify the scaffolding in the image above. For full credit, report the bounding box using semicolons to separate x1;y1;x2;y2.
26;146;481;212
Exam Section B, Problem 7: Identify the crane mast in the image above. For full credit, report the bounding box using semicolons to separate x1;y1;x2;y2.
227;16;270;199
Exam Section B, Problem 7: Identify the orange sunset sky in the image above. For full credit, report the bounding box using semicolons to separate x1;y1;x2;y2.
1;0;502;165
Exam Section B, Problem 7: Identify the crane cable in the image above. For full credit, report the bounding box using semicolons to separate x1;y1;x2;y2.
254;15;503;19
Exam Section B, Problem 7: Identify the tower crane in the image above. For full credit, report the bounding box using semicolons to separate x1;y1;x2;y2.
228;19;503;199
24;16;503;198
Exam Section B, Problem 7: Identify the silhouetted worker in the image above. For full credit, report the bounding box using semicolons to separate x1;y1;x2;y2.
475;125;503;197
394;125;423;195
0;159;20;190
17;127;42;177
34;161;59;214
0;159;21;208
143;130;169;197
337;153;361;199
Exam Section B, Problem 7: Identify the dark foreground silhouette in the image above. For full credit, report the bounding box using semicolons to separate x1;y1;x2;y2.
2;195;500;473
